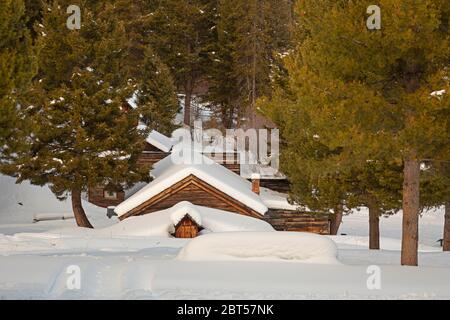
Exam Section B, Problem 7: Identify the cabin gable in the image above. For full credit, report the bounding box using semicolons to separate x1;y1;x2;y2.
173;214;202;238
119;174;263;220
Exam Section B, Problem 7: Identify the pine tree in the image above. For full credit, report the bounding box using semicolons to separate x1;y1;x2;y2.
442;162;450;251
264;103;403;244
112;0;180;135
445;201;450;251
261;0;449;263
421;160;450;251
207;0;293;129
137;47;180;135
0;0;35;165
7;1;157;228
24;0;44;39
146;0;216;126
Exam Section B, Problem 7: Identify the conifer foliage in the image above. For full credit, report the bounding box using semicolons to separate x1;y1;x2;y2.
208;0;293;128
146;0;215;126
7;1;163;228
262;0;449;265
0;0;35;163
112;0;180;134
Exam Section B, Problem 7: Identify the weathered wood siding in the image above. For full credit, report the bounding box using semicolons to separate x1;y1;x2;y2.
174;216;200;238
204;152;240;175
136;151;170;167
88;186;125;208
259;179;291;193
221;163;240;174
137;151;240;174
264;210;330;235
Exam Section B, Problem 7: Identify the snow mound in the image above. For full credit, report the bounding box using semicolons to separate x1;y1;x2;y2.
260;187;299;211
177;232;340;264
169;202;202;226
0;175;107;225
62;203;274;238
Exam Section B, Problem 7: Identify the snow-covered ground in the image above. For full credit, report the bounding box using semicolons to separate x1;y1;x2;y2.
0;175;449;299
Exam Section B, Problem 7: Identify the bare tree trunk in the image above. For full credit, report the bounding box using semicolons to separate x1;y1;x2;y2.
401;157;420;266
184;78;192;127
444;202;450;251
330;205;343;235
72;188;93;229
367;197;380;250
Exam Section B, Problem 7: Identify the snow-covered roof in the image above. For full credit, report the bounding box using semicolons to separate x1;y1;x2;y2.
240;163;286;180
127;91;139;109
430;89;446;97
260;187;299;211
170;202;202;226
146;130;174;153
115;150;268;216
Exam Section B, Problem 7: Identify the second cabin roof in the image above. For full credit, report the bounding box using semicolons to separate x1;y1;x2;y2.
145;130;174;153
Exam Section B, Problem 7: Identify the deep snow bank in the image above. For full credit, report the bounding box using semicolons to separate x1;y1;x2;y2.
1;254;450;299
106;203;274;237
52;202;274;238
0;175;107;225
177;232;340;264
340;206;445;247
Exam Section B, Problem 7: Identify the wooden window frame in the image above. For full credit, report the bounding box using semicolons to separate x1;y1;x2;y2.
104;190;118;200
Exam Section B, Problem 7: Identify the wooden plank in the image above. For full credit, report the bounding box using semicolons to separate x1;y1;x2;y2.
88;186;125;208
264;209;331;235
259;179;291;193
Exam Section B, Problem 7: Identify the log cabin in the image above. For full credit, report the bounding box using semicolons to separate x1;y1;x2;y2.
88;130;327;234
88;130;247;208
114;152;331;235
114;152;268;220
88;130;290;208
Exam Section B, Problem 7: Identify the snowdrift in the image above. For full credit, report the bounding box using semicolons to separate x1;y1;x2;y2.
54;202;274;238
0;175;106;224
177;231;340;264
107;202;273;237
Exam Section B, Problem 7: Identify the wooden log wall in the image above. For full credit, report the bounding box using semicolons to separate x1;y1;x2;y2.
88;186;125;208
258;179;291;193
136;151;171;167
264;210;331;235
204;152;241;175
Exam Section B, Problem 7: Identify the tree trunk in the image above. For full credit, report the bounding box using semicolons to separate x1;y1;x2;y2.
444;202;450;251
367;197;380;250
401;157;420;266
330;205;343;235
183;80;192;127
71;188;93;228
